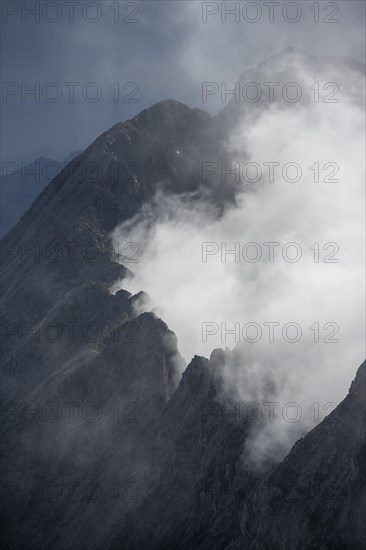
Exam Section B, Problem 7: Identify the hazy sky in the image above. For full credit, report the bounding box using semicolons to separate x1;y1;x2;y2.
1;0;365;162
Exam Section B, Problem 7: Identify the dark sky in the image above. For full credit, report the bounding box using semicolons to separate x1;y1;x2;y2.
1;0;365;163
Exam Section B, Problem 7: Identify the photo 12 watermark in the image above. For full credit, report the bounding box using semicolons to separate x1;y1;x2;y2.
201;321;340;343
201;2;340;24
201;161;340;184
1;81;140;103
202;81;339;104
201;241;340;263
0;240;140;264
1;1;140;24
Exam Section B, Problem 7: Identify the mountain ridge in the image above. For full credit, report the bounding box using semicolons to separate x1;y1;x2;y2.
1;48;365;549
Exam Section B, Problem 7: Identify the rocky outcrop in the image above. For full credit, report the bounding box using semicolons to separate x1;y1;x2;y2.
239;361;366;550
110;359;366;550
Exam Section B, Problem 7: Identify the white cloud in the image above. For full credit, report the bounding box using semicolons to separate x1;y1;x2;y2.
112;53;365;463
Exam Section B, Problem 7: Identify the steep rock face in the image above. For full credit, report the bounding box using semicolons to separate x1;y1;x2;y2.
1;303;183;549
113;352;260;550
107;359;365;550
1;283;130;400
239;361;366;550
